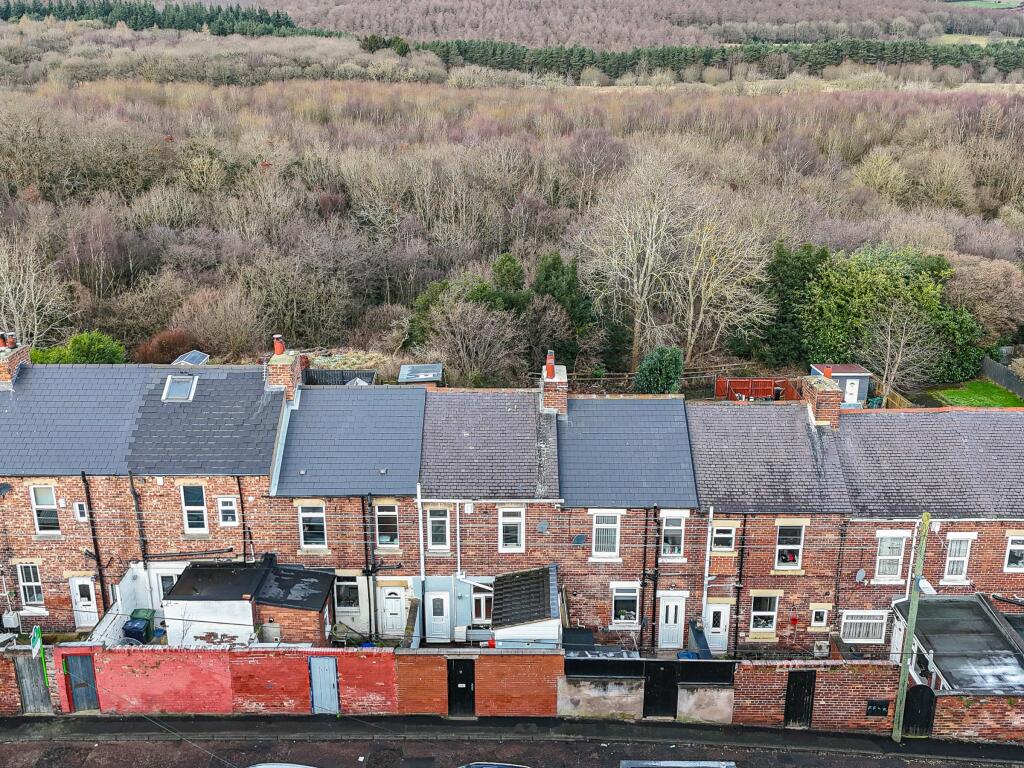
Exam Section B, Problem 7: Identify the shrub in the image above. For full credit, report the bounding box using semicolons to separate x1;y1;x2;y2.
133;328;199;364
633;346;684;394
32;330;126;364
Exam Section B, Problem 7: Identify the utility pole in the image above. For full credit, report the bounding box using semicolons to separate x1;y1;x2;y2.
891;511;930;743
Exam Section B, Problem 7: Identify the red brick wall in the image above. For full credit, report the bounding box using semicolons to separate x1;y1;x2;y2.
339;649;398;714
733;660;898;734
254;603;329;646
933;694;1024;743
396;654;448;715
476;654;562;716
230;650;311;714
0;654;22;715
92;648;232;714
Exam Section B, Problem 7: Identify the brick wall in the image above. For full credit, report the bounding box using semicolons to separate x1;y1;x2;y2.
93;648;232;714
0;654;21;715
476;653;562;716
254;603;329;646
230;650;311;713
396;654;448;715
733;660;898;734
933;694;1024;744
339;649;398;714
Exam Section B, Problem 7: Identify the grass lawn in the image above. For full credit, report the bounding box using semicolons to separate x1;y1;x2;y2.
929;378;1024;408
946;0;1024;8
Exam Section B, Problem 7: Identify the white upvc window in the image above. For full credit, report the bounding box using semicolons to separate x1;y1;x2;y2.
30;485;60;535
217;497;239;526
750;596;778;632
775;526;804;569
375;505;399;548
711;526;735;552
427;508;449;551
1005;536;1024;573
162;374;197;402
73;502;89;522
472;585;493;625
180;485;208;533
17;564;44;606
840;610;888;644
498;507;525;553
810;608;829;627
943;533;975;582
334;576;360;613
610;582;640;628
874;531;909;581
299;504;327;548
660;511;686;558
591;509;623;560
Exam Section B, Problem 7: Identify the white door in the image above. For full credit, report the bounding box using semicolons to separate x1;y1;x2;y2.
704;604;730;654
379;587;406;636
70;577;99;629
658;597;685;649
843;377;859;404
425;591;451;643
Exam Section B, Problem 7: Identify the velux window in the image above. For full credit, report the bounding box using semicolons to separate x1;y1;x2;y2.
162;375;197;402
299;505;327;548
180;485;207;533
30;486;60;534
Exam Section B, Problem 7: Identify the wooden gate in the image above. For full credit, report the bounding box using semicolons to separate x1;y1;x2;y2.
64;654;99;712
783;669;815;728
14;655;52;714
904;684;936;738
309;656;339;715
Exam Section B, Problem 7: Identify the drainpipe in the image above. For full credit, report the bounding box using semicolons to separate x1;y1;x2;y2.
638;506;651;651
235;476;253;563
361;493;377;640
80;472;109;612
905;517;921;601
832;520;848;629
416;482;427;645
456;502;464;575
650;507;662;651
700;505;715;624
127;471;148;561
731;512;748;658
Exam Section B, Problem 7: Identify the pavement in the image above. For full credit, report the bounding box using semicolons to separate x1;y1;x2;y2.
0;715;1022;767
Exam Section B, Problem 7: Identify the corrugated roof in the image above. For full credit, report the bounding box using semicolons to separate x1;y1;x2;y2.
274;386;425;496
0;365;281;476
492;564;558;629
419;390;558;499
686;403;850;515
557;398;698;509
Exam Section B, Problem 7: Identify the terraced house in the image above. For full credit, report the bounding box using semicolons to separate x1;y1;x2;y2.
2;336;1023;661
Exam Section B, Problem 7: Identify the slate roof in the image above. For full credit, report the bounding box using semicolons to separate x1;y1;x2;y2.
492;564;558;629
419;390;558;499
686;403;850;515
557;398;698;509
274;386;425;497
0;364;281;476
895;595;1024;694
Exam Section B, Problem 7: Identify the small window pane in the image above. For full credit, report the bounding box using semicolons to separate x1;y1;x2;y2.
1006;539;1024;570
301;508;327;547
182;486;205;507
335;578;359;611
32;487;56;507
431;598;445;617
376;508;399;546
35;508;60;532
164;376;195;401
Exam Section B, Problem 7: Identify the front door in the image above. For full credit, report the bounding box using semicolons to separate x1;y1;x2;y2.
426;591;451;643
447;658;475;717
658;597;685;649
704;604;730;654
784;669;816;728
65;654;99;712
309;656;339;715
379;587;406;636
844;377;859;404
69;577;99;629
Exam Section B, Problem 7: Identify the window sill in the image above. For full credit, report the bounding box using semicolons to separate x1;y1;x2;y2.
219;522;239;528
869;578;903;586
298;548;332;555
426;550;453;558
841;639;885;645
499;549;526;555
746;632;778;643
589;556;623;564
20;607;48;617
770;568;804;576
183;533;211;540
33;533;64;542
375;547;401;555
711;550;737;557
939;578;971;586
610;623;640;631
807;626;830;634
660;557;687;564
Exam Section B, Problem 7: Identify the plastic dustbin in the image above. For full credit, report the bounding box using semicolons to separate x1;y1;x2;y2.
123;618;150;644
130;608;156;623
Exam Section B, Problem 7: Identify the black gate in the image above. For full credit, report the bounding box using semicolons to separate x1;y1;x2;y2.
783;669;815;728
643;660;679;717
447;658;475;717
14;655;52;714
65;654;99;712
904;685;936;737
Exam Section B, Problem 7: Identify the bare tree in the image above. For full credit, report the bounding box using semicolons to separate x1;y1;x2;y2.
859;301;940;402
575;156;771;368
171;282;266;360
425;298;525;386
0;232;73;346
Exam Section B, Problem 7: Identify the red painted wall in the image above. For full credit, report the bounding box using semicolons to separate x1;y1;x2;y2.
340;649;398;714
230;651;312;714
93;648;232;714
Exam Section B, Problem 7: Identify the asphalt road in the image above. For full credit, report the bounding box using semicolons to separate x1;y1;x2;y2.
1;738;1020;768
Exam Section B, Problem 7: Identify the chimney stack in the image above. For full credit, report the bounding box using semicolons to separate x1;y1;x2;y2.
0;333;30;389
264;334;308;402
541;349;568;418
802;374;842;429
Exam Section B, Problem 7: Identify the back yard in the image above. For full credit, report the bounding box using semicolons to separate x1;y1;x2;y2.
928;378;1024;407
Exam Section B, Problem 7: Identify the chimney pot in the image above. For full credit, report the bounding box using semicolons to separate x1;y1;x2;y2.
5;334;15;350
272;334;286;356
823;365;833;379
544;350;555;380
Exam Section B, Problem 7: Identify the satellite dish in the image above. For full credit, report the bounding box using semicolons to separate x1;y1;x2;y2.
918;577;937;595
855;568;866;583
571;534;586;546
536;520;549;533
